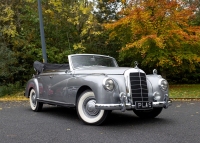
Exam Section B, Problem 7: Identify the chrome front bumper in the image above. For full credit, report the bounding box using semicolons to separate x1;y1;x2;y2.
95;100;172;112
95;92;172;112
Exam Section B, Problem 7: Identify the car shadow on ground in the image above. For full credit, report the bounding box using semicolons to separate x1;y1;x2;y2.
35;105;173;127
34;105;79;121
104;110;173;127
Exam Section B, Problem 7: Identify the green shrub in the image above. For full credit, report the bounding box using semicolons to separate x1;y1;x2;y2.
0;82;24;97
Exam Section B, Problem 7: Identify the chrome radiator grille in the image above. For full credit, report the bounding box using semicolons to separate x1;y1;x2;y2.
130;72;148;103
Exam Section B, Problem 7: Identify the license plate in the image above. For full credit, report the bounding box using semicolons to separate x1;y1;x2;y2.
135;102;153;110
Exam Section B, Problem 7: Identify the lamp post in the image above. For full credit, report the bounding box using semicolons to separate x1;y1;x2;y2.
37;0;47;63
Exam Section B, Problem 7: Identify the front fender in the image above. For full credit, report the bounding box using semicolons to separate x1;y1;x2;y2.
67;74;121;104
146;74;169;101
25;78;40;98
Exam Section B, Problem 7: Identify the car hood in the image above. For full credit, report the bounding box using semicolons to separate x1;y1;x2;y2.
74;67;139;75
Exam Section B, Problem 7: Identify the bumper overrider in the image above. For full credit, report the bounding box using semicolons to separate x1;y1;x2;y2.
95;92;172;112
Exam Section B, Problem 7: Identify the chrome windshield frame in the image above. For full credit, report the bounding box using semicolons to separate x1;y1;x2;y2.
68;54;119;71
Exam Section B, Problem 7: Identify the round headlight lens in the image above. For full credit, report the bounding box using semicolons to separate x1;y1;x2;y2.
103;78;114;91
159;79;168;91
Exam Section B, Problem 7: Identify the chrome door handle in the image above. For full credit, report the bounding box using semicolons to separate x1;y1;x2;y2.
49;76;53;78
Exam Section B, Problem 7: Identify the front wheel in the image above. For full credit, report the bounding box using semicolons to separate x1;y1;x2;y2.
29;88;43;112
133;108;163;118
77;90;109;125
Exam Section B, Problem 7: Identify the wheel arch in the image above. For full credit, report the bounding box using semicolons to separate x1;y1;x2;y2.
25;78;40;98
28;87;34;98
76;85;92;105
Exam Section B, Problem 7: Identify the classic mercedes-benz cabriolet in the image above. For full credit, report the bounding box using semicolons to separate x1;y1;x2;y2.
25;54;172;125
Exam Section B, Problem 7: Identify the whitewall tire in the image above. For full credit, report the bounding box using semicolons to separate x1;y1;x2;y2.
77;90;108;125
29;88;43;112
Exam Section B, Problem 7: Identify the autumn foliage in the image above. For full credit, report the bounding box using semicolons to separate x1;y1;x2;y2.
105;0;200;77
0;0;200;88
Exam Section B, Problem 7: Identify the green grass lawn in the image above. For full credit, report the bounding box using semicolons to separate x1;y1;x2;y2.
169;84;200;98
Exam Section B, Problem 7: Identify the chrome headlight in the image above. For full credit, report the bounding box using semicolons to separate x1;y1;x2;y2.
159;79;168;91
103;78;114;91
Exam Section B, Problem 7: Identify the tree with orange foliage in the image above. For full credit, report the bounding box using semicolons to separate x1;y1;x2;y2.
105;0;200;78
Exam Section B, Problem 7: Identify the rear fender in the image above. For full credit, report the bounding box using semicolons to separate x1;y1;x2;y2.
25;78;39;98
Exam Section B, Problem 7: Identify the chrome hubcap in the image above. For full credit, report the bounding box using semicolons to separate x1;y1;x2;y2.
31;93;36;106
84;99;100;116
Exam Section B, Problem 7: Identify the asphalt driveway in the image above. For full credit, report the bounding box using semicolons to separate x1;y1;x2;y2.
0;101;199;143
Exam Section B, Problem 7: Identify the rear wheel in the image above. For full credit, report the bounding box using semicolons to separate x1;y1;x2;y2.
133;108;163;118
77;90;109;125
29;88;43;112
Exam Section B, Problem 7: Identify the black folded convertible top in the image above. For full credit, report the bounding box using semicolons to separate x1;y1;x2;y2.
33;61;69;73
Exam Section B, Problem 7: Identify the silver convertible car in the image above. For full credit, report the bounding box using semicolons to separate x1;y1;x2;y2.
25;54;172;125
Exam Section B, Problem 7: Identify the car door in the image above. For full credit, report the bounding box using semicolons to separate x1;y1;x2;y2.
38;72;51;100
48;70;72;103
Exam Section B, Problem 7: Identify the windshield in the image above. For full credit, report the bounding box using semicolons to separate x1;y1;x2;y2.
71;55;118;69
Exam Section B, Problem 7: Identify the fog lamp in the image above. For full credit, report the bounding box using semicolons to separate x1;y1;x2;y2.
153;92;161;101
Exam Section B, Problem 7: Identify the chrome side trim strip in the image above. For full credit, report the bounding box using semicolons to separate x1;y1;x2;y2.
37;98;75;107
